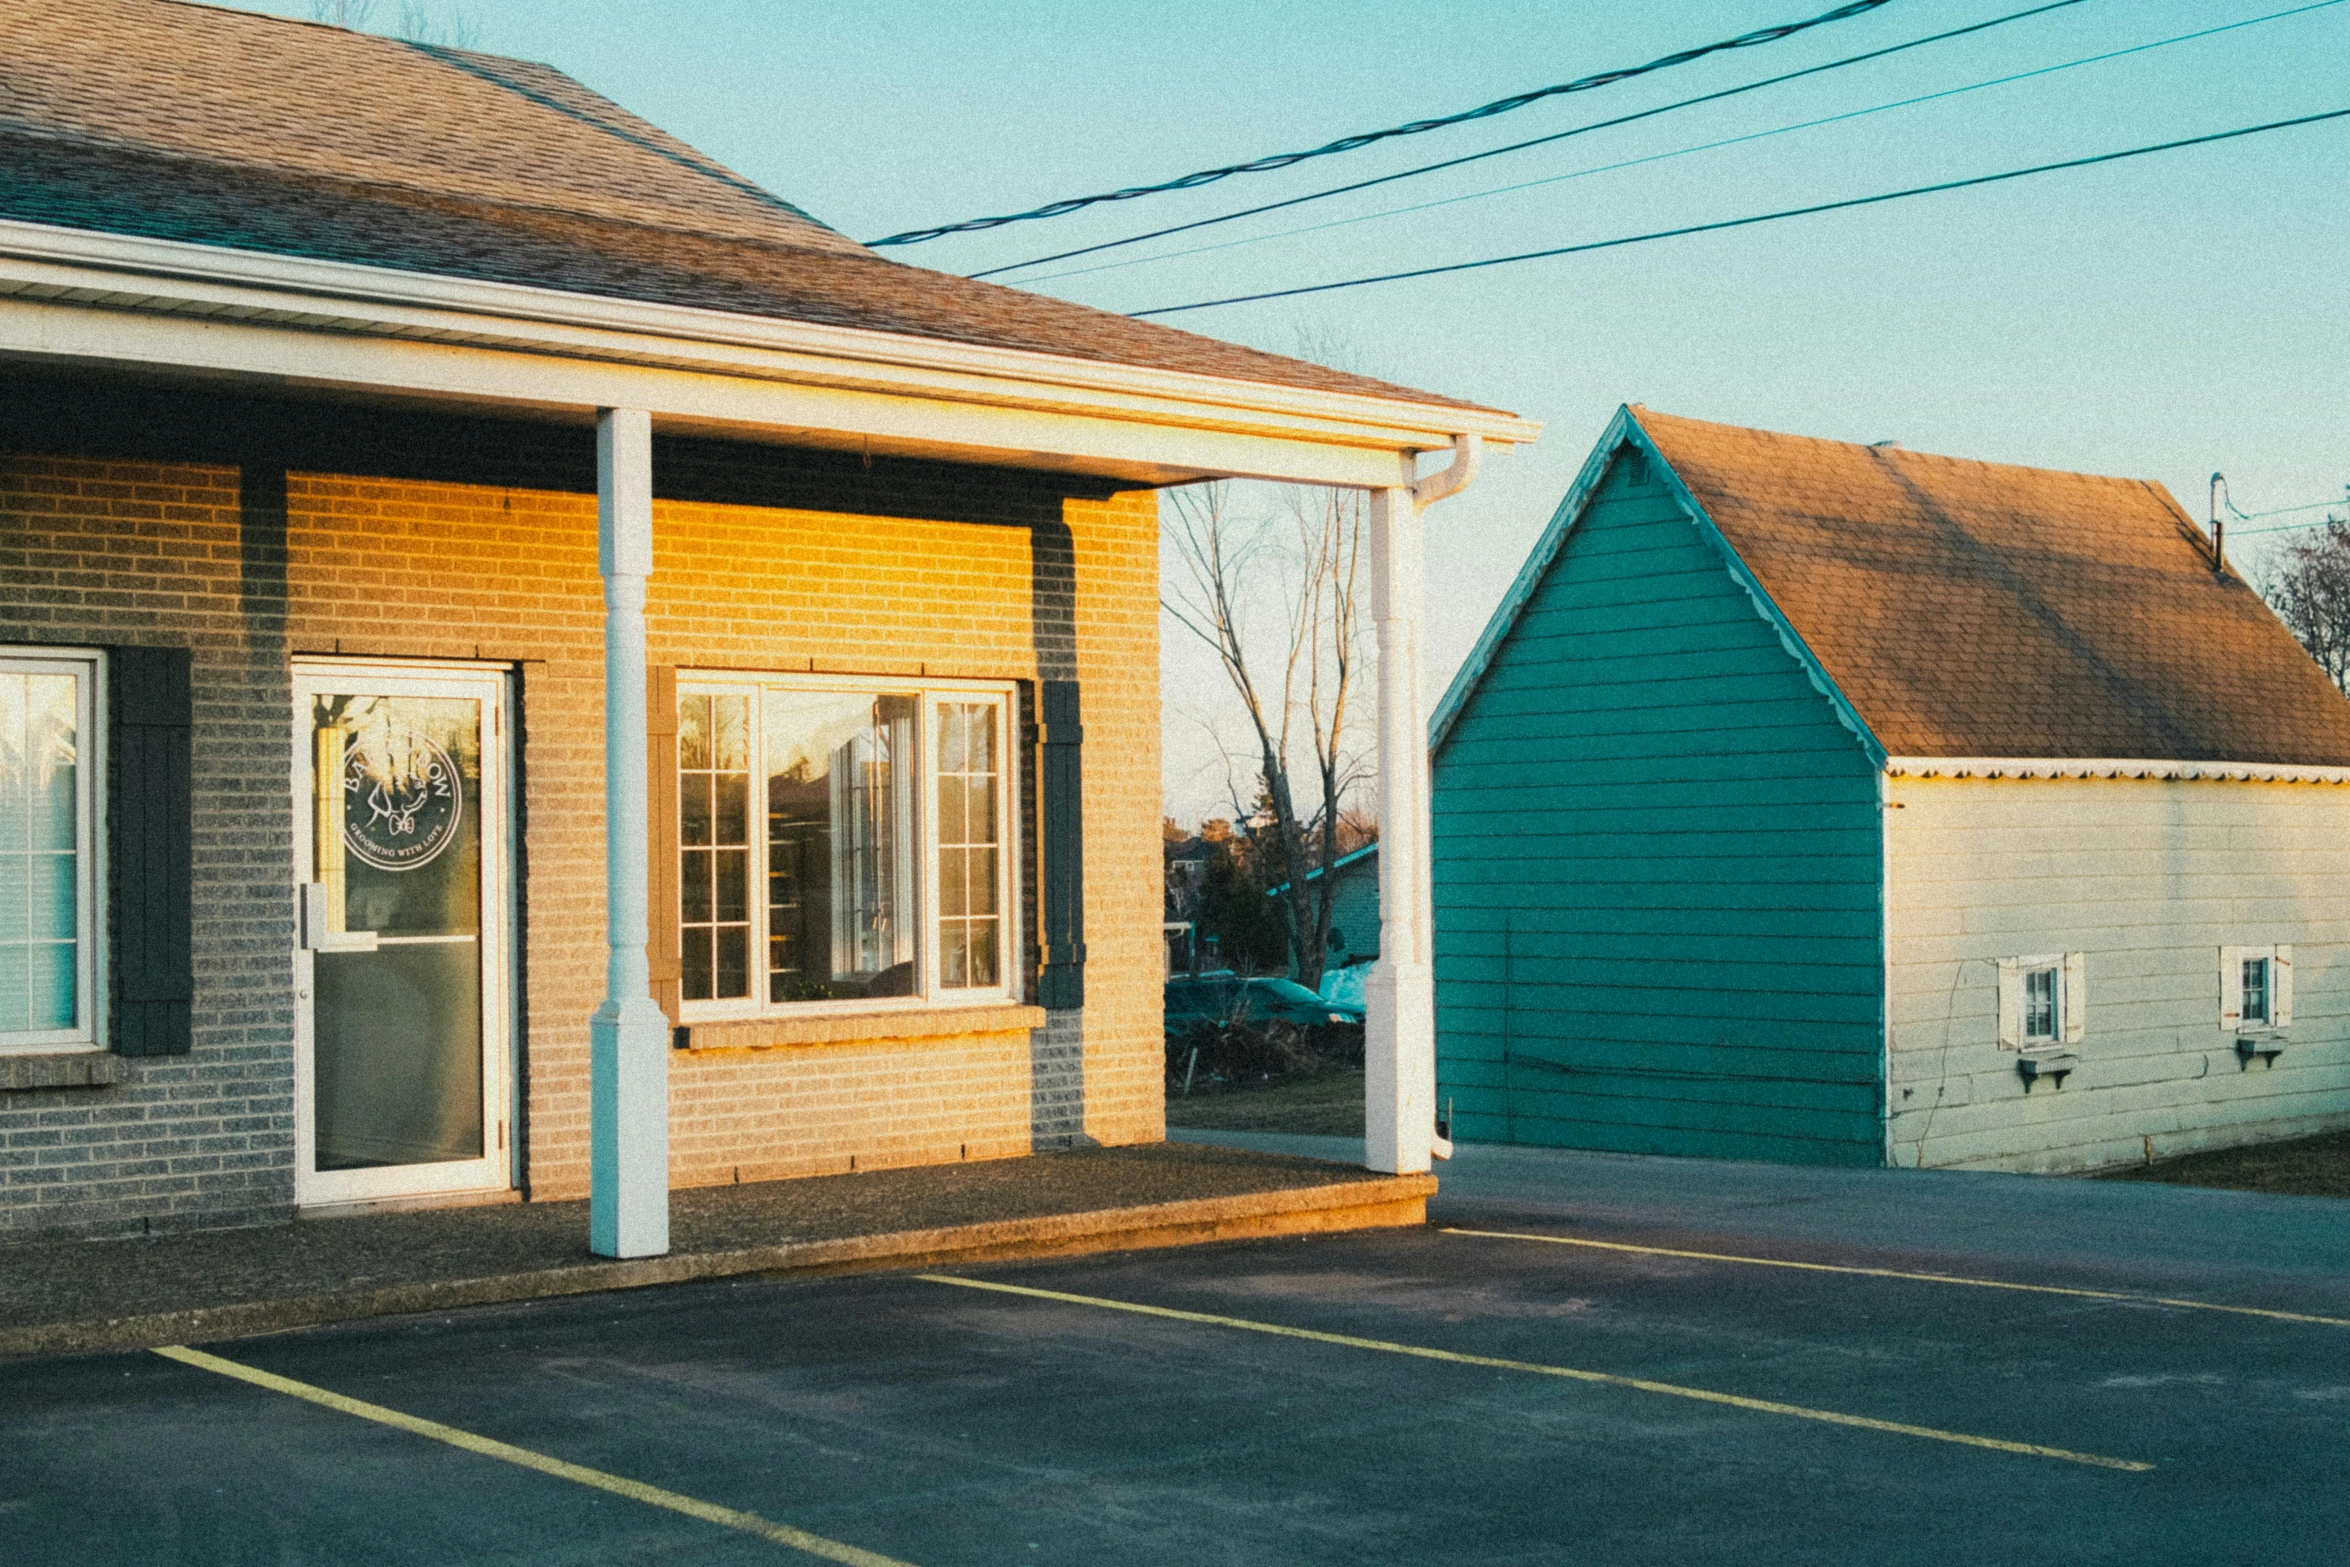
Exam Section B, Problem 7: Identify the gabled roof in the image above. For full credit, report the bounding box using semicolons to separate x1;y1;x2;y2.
1265;843;1376;898
0;0;1503;417
1435;406;2350;768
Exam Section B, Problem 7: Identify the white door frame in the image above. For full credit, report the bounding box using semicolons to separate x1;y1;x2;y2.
290;659;514;1208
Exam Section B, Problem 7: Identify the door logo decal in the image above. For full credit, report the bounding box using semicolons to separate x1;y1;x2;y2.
342;728;463;871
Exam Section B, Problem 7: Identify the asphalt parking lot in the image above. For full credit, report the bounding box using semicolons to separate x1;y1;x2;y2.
8;1142;2350;1566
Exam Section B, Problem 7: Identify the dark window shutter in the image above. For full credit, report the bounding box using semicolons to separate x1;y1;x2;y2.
646;665;682;1027
1037;679;1085;1010
110;645;194;1056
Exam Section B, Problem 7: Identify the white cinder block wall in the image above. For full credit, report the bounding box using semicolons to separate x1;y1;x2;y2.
1884;776;2350;1172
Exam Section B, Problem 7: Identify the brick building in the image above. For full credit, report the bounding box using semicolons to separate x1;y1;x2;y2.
0;1;1533;1243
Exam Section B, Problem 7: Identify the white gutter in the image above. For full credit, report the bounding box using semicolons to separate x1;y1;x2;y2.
1883;756;2350;785
0;219;1540;462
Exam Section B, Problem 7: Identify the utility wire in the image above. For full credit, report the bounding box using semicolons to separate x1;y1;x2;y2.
1025;0;2342;288
970;0;2086;280
2229;493;2343;520
1128;106;2350;317
865;0;1900;247
2228;496;2350;534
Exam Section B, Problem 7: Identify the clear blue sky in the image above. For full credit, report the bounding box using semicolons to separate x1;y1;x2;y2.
234;1;2350;818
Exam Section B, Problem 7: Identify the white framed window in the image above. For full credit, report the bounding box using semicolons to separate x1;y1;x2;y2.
1997;952;2084;1050
2220;944;2291;1034
1;649;102;1053
676;673;1018;1017
2021;962;2060;1043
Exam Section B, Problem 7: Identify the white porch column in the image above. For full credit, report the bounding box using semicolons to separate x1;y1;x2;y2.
1366;483;1437;1175
590;406;670;1259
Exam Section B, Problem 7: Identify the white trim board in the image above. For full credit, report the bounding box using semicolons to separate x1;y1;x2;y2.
1882;757;2350;785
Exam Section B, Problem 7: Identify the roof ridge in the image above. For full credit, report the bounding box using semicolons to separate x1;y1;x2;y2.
1631;406;2159;491
0;121;857;262
156;0;547;62
397;39;847;240
80;4;850;245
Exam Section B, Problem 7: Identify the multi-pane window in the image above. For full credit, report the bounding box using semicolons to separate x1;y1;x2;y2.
934;701;1001;991
1;652;97;1049
2242;955;2271;1027
678;691;751;1003
2021;963;2060;1042
2224;944;2287;1033
678;676;1015;1013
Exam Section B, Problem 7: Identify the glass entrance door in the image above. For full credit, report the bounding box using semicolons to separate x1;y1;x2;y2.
293;665;510;1205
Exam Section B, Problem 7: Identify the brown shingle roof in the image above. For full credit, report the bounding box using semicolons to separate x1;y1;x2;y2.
1634;408;2350;766
0;0;1499;415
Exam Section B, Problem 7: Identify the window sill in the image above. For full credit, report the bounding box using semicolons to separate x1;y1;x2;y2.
2236;1033;2287;1062
678;1004;1048;1052
0;1051;123;1091
2016;1048;2077;1088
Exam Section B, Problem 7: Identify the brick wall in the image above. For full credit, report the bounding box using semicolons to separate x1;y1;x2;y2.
0;453;294;1237
0;379;1164;1237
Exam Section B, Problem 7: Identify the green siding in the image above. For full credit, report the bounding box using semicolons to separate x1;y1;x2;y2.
1432;449;1885;1166
1326;857;1380;966
1278;850;1382;974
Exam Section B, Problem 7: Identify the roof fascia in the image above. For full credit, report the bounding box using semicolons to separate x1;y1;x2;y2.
0;220;1538;469
1885;756;2350;785
0;294;1430;488
1429;405;1637;753
1632;414;1887;768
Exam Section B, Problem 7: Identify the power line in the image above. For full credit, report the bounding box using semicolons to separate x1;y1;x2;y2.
864;0;1900;248
2229;496;2350;535
1023;0;2343;288
970;0;2087;280
1127;105;2350;317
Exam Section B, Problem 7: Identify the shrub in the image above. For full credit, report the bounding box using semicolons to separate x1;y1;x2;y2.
1166;1017;1363;1095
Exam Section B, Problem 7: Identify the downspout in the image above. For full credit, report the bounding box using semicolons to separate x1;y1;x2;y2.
2209;473;2228;575
1413;433;1483;509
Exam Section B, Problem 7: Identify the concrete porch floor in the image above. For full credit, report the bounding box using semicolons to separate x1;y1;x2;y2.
0;1142;1431;1359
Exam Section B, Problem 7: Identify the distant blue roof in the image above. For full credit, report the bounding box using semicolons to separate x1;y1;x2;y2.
1265;842;1376;898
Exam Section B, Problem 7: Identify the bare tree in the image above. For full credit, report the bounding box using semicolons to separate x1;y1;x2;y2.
1162;480;1371;990
309;0;483;48
395;1;483;48
2265;504;2350;693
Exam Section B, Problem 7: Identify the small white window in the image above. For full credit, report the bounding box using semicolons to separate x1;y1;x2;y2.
1997;952;2086;1050
677;673;1017;1018
2022;963;2060;1042
1;649;102;1053
2242;955;2271;1026
2220;944;2291;1034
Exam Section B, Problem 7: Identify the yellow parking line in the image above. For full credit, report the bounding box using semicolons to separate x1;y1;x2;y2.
917;1274;2150;1473
1442;1227;2350;1328
151;1345;916;1567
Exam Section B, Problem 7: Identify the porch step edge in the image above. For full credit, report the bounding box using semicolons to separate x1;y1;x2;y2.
0;1172;1435;1360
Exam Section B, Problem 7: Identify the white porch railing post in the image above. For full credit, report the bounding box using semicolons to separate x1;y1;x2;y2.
590;406;670;1259
1366;483;1436;1175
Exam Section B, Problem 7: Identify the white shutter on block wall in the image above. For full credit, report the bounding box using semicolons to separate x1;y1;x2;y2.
1996;957;2021;1049
2275;945;2293;1028
2062;952;2086;1044
2219;946;2243;1030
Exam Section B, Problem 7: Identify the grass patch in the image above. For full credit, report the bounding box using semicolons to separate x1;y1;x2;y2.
2096;1127;2350;1198
1165;1068;1367;1137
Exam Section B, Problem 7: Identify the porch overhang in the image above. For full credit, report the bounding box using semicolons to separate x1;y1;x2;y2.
0;219;1539;488
0;213;1540;1249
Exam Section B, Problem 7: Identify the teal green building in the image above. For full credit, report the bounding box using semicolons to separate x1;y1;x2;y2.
1430;407;2350;1171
